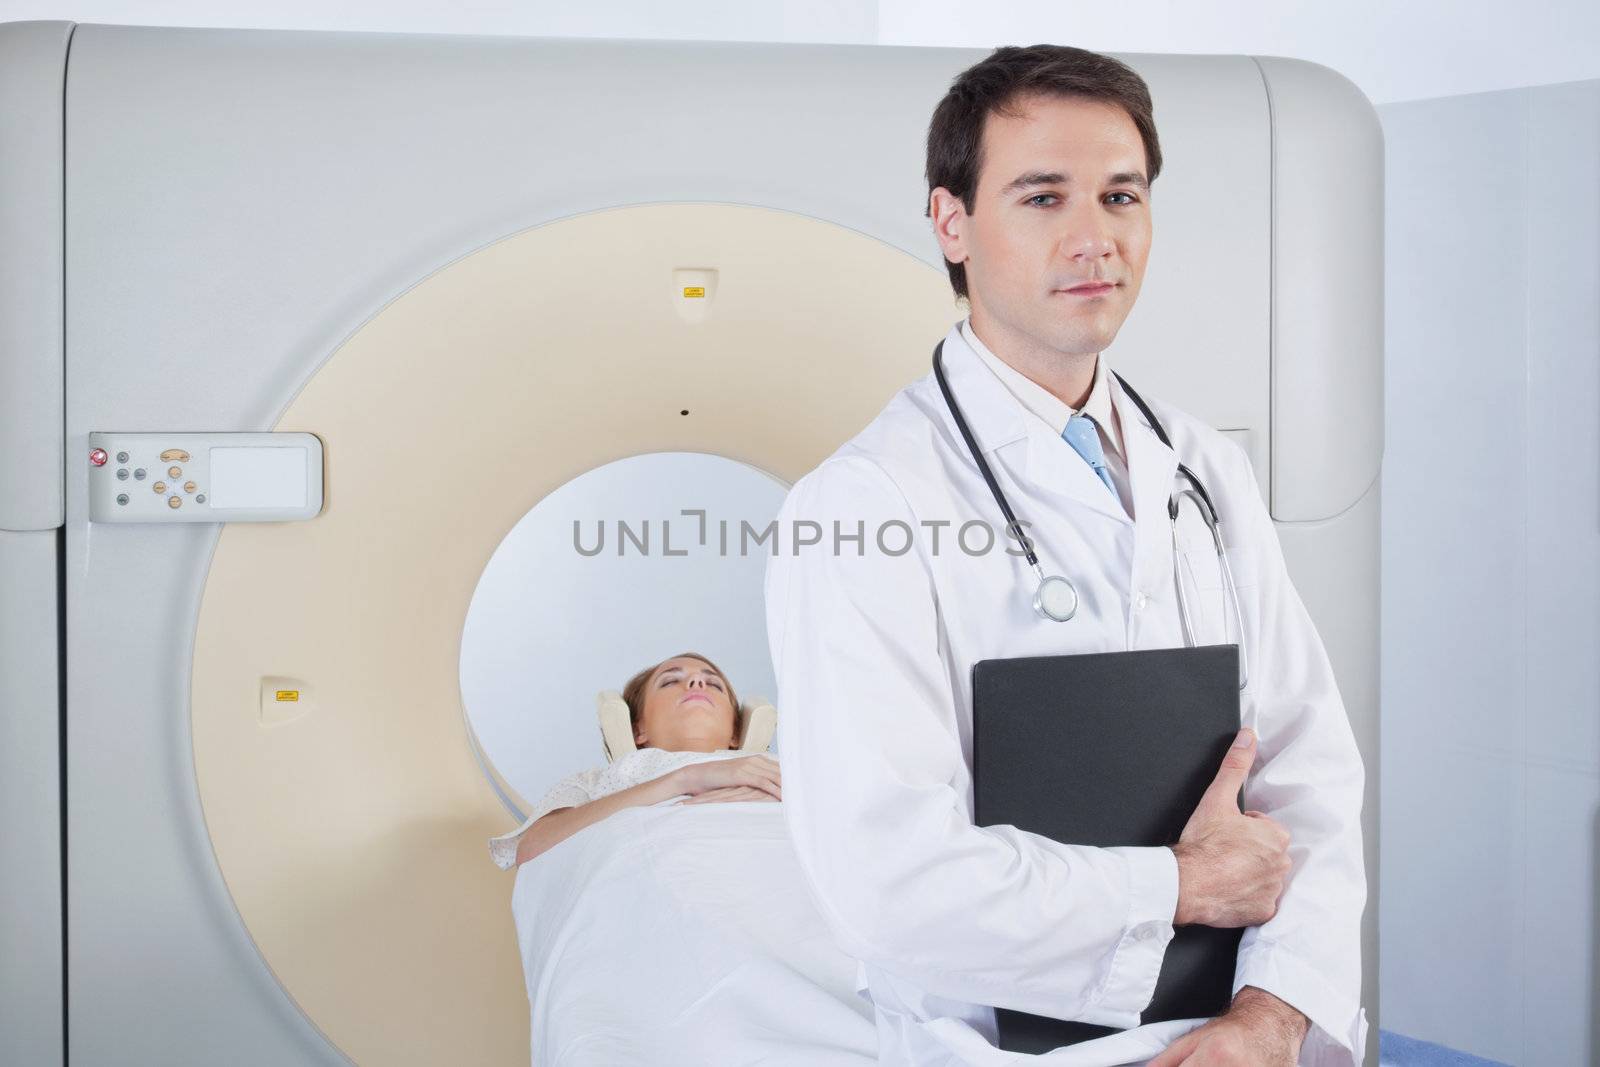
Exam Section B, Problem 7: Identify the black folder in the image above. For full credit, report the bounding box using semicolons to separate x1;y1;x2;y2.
971;644;1244;1054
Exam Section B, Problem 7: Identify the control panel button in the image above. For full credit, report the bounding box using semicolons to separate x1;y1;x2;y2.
160;449;191;463
115;451;129;464
168;466;182;478
167;495;182;509
116;469;129;481
89;448;108;466
196;493;207;504
153;481;167;494
184;481;197;493
116;494;129;506
133;468;146;480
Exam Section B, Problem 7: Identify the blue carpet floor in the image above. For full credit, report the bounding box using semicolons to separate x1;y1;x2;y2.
1379;1029;1512;1066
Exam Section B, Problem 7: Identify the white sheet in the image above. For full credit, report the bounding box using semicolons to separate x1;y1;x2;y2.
510;798;878;1066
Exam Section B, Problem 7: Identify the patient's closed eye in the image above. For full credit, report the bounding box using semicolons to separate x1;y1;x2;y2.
658;671;724;690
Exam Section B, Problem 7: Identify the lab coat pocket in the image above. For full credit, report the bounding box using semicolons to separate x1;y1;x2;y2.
1180;543;1259;591
1176;543;1255;649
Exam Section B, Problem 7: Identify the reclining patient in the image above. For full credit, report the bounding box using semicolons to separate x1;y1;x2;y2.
487;652;782;870
485;652;877;1066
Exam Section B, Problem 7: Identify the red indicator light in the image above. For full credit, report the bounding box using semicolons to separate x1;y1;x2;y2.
89;448;108;466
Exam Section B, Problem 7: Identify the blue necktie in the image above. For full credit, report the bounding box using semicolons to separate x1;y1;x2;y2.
1062;413;1117;495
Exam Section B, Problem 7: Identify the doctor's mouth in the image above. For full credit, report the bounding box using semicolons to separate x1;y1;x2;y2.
571;512;1041;558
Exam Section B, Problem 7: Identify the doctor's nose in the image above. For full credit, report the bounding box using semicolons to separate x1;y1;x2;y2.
1056;207;1118;262
1057;226;1117;263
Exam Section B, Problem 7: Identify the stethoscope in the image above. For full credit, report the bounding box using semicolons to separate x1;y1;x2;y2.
933;340;1250;689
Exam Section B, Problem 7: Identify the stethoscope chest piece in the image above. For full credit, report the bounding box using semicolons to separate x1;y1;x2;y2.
1033;572;1079;623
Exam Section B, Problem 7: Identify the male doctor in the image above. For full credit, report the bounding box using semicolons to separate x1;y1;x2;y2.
763;44;1367;1067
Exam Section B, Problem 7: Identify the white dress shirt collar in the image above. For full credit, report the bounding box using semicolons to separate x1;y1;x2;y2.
959;316;1124;459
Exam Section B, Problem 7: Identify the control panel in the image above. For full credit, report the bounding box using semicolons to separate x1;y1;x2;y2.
87;432;324;523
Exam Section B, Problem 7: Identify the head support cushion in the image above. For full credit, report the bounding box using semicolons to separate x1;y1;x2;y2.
597;690;777;763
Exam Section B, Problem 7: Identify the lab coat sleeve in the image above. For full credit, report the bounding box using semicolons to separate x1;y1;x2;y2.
1225;446;1369;1065
765;455;1179;1027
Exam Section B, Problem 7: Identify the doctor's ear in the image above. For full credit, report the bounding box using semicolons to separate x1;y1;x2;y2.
928;187;971;265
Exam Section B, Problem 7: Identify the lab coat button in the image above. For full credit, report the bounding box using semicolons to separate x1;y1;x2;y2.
1134;921;1164;942
1133;592;1150;611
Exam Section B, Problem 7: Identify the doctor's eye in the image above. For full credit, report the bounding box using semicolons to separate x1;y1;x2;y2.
1025;193;1059;207
1106;192;1138;205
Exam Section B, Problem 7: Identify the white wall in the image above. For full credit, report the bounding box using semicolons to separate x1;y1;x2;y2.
3;0;1599;102
1378;79;1600;1065
877;1;1600;105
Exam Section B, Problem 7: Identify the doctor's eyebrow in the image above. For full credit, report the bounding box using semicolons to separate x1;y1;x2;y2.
999;170;1149;196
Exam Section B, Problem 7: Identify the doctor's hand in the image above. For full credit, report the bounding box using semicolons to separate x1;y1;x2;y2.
1146;985;1308;1067
1170;728;1291;928
671;754;782;802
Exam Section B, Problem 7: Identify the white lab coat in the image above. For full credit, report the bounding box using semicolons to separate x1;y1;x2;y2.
763;323;1367;1067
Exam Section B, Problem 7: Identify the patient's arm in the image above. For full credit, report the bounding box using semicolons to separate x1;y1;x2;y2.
512;772;691;867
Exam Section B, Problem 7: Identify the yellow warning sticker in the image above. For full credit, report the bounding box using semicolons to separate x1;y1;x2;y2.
682;287;706;298
275;690;300;702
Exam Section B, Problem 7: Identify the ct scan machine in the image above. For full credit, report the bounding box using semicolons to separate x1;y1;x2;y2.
0;20;1383;1065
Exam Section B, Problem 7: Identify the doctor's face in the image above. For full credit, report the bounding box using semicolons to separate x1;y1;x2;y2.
633;656;738;752
931;93;1152;362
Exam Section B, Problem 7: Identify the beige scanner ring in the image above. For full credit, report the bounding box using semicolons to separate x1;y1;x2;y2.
191;203;954;1064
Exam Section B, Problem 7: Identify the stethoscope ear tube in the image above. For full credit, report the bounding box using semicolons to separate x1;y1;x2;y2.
933;342;1038;570
935;342;1081;623
1168;488;1250;689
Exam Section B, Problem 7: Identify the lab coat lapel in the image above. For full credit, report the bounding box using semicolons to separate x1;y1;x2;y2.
1019;417;1133;526
935;326;1028;459
1111;374;1181;599
937;329;1130;527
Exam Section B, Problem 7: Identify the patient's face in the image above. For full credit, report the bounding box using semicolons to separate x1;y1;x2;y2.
634;657;738;752
936;92;1152;370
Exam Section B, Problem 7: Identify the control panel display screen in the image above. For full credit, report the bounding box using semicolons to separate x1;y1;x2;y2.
209;446;308;509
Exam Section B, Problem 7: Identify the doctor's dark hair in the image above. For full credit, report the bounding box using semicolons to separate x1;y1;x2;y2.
925;44;1163;300
622;651;741;745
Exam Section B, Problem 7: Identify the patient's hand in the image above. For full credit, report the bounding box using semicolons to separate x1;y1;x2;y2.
681;785;780;805
513;756;783;864
672;754;781;802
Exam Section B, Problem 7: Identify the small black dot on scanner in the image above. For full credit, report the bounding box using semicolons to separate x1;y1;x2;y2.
680;409;690;416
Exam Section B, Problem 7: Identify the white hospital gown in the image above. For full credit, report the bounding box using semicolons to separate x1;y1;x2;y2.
486;747;764;870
